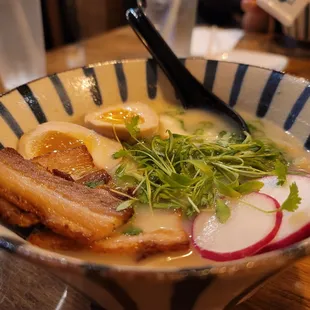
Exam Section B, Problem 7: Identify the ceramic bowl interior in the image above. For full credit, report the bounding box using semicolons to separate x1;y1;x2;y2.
0;58;309;277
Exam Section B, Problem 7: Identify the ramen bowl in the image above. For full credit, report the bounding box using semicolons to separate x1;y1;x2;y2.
0;59;309;310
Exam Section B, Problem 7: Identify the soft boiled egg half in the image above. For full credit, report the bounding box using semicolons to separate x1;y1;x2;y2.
18;121;122;172
84;102;159;140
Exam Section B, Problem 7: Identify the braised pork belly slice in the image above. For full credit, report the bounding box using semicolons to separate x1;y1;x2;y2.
91;229;189;260
28;209;190;260
76;169;111;186
0;148;133;242
33;146;111;185
92;209;190;259
28;228;189;260
32;145;96;180
28;230;83;251
0;197;40;227
0;146;111;229
52;169;75;182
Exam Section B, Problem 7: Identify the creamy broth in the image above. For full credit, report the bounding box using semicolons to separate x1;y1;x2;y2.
242;113;310;171
60;247;209;268
11;99;309;268
59;208;209;268
44;100;310;268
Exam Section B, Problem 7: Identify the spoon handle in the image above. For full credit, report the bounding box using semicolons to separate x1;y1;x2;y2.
126;7;202;109
126;8;249;133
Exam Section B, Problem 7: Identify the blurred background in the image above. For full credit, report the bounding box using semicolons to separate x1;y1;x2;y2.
1;1;310;310
41;0;127;50
1;0;308;91
41;0;244;50
1;0;255;90
2;0;301;91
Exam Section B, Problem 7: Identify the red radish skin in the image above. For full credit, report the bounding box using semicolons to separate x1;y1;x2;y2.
192;193;282;262
259;175;310;253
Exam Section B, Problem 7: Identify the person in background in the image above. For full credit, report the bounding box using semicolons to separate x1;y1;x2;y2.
197;0;242;27
241;0;269;32
198;0;269;32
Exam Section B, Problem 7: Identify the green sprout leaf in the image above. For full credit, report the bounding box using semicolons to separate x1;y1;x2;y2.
113;149;128;159
116;199;136;211
123;226;143;236
281;182;301;212
236;181;264;195
85;181;105;188
214;179;241;198
113;127;293;217
215;199;231;224
274;160;288;185
188;160;213;176
125;115;140;138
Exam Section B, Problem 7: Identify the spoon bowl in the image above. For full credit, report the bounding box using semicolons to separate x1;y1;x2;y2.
126;7;249;134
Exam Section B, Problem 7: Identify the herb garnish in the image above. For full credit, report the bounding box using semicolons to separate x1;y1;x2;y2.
116;199;136;211
274;160;288;185
239;182;301;214
163;107;185;117
280;182;301;212
125;115;140;138
123;226;143;236
113;116;293;219
235;180;264;194
193;121;214;135
247;120;265;136
85;181;105;188
216;199;231;224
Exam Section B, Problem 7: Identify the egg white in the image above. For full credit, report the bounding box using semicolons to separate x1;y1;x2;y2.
18;121;122;172
84;102;159;140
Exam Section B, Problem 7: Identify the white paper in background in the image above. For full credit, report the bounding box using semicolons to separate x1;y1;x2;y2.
190;26;289;71
190;26;244;57
257;0;309;27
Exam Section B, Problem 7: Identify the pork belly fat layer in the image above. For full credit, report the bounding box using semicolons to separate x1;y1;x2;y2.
28;228;190;260
32;145;96;180
0;148;133;242
28;230;83;251
0;197;40;227
92;229;190;259
77;169;111;186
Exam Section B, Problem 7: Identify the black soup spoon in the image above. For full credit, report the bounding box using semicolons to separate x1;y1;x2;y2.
126;7;249;135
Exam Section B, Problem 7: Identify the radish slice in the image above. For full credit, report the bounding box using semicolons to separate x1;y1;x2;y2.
259;175;310;252
193;193;282;262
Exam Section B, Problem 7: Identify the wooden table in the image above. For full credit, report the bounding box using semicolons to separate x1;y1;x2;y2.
46;27;310;80
2;26;310;310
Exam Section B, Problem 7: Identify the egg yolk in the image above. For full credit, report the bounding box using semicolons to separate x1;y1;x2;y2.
34;131;85;156
97;109;145;124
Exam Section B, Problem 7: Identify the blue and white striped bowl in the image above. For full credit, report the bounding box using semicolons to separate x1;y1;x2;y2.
0;59;309;310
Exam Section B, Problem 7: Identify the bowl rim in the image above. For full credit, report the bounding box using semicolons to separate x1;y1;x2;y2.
0;58;309;279
3;55;306;99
